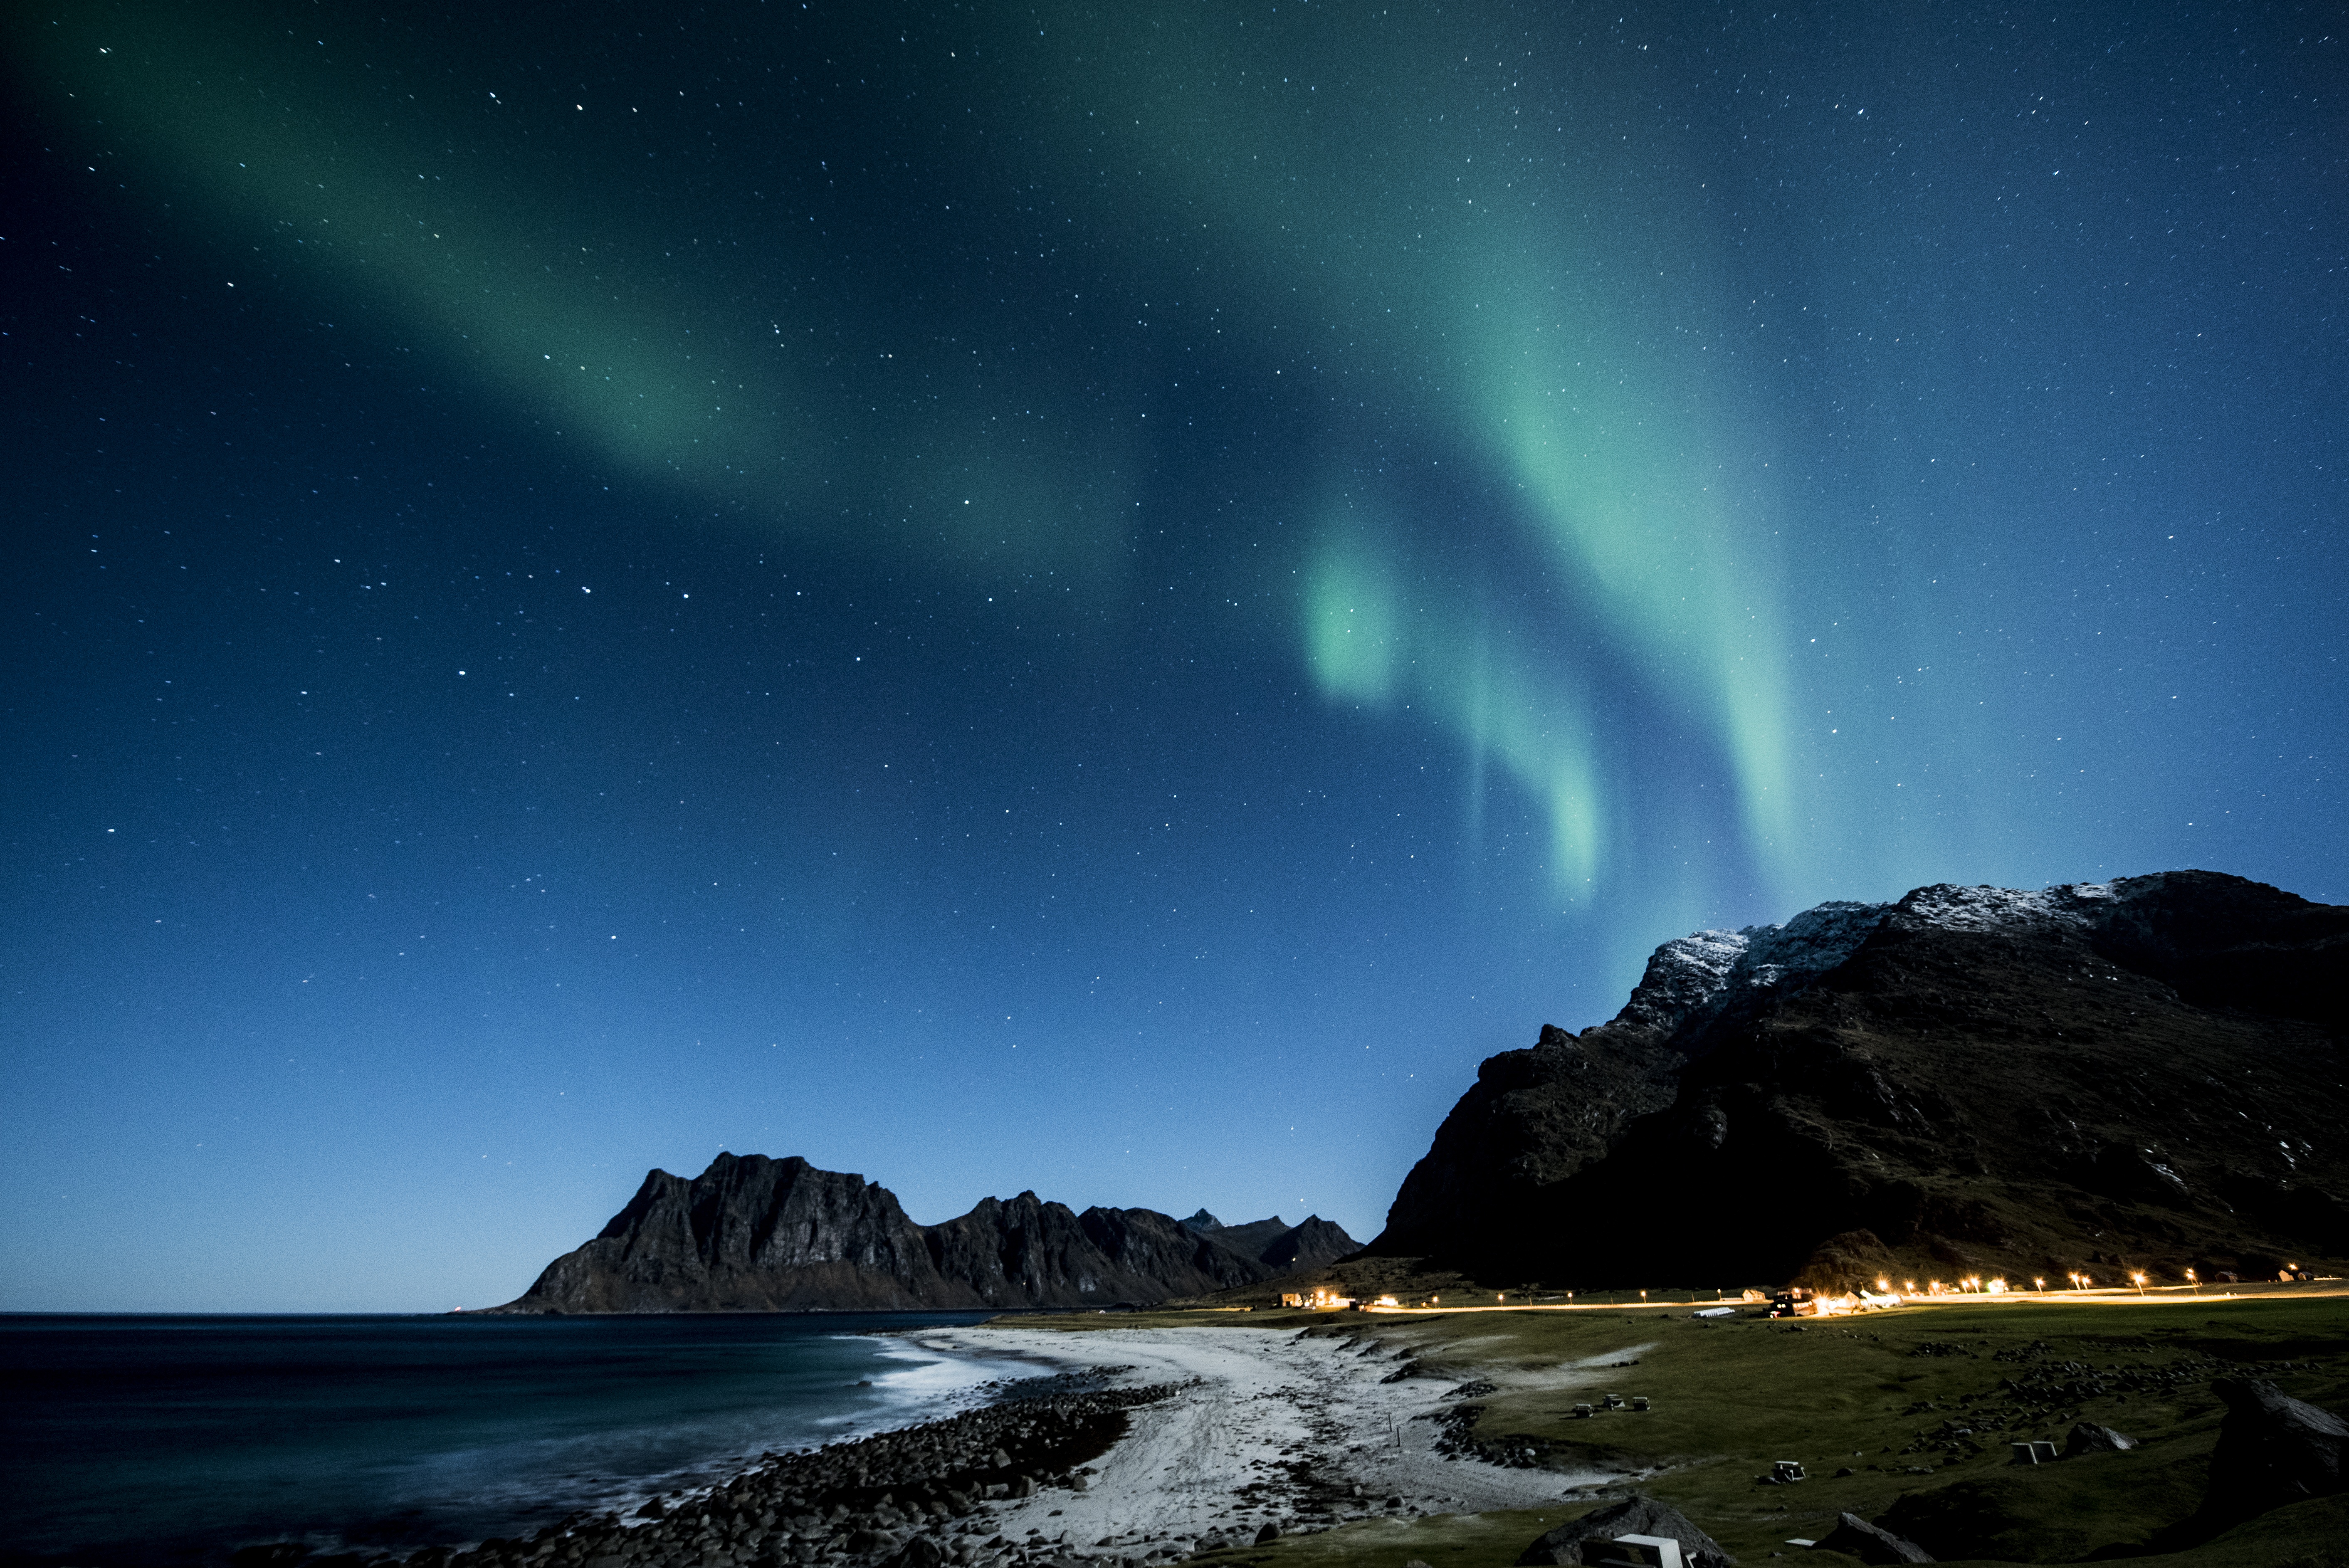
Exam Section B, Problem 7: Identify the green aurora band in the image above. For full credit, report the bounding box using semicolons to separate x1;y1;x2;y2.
1015;8;1799;895
28;2;1812;912
22;7;1144;590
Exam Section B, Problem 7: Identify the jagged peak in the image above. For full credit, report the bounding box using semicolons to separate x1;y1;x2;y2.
1603;928;1748;1037
1596;899;1887;1047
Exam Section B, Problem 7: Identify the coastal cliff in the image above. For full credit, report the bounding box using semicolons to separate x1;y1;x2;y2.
495;1155;1357;1311
1374;870;2349;1289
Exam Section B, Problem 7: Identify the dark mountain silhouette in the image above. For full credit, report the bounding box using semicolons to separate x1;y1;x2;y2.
494;1156;1358;1312
1374;871;2348;1289
1178;1210;1359;1273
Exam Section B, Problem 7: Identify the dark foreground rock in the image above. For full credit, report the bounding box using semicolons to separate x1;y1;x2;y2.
2196;1377;2347;1529
1516;1492;1736;1568
234;1385;1176;1568
495;1155;1357;1312
1815;1512;1934;1565
1373;871;2349;1289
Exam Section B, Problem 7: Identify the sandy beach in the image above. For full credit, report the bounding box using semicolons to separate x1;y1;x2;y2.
896;1319;1639;1559
219;1317;1667;1568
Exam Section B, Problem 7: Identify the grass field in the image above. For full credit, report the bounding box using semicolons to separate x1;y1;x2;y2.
1041;1286;2349;1567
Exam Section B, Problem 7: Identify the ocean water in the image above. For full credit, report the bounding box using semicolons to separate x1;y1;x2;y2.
0;1313;1005;1568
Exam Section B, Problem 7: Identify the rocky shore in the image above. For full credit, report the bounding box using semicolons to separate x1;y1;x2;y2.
236;1381;1188;1568
226;1320;1587;1568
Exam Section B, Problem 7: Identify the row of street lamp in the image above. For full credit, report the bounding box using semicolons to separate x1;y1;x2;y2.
1867;1268;2206;1296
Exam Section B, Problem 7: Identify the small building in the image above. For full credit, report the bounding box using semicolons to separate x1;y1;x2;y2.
1279;1287;1356;1309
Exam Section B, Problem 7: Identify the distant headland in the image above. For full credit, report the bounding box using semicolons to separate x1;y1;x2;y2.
489;1154;1359;1312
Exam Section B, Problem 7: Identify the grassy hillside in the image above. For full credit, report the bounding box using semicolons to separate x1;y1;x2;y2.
1032;1287;2347;1567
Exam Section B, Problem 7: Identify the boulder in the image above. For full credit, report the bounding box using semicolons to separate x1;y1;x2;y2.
2198;1378;2347;1528
2063;1422;2137;1457
1813;1512;1934;1565
1516;1493;1736;1568
880;1541;945;1568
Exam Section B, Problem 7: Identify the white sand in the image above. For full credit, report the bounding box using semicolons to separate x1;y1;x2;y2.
898;1322;1635;1557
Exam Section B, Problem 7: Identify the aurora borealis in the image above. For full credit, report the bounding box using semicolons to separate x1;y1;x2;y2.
6;2;2343;1309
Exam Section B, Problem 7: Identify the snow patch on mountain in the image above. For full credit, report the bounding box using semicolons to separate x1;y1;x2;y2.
1893;880;2111;933
1600;879;2135;1046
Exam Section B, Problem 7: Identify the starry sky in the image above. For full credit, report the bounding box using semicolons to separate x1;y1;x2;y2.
5;2;2343;1311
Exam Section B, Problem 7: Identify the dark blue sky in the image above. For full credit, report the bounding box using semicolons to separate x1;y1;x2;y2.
6;1;2342;1310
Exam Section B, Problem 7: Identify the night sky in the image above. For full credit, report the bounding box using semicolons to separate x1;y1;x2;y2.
6;2;2343;1311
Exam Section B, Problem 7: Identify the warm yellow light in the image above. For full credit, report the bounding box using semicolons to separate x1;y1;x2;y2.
1876;1278;1891;1292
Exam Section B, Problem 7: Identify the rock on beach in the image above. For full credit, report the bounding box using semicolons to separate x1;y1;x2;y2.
231;1385;1176;1568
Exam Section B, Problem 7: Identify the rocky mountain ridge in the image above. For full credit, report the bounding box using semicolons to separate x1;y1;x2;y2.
494;1155;1358;1312
1179;1209;1359;1272
1375;869;2348;1289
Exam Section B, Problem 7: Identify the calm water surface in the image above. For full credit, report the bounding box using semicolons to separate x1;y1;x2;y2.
0;1313;1002;1568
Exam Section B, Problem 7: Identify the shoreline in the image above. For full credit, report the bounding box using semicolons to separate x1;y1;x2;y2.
892;1319;1613;1558
222;1319;1619;1568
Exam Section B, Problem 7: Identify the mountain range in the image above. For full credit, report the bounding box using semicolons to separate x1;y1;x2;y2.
494;869;2343;1310
492;1154;1358;1312
1371;869;2348;1291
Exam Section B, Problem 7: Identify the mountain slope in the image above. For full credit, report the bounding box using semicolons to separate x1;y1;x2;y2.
494;1155;1358;1312
1178;1210;1360;1273
1375;871;2348;1289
